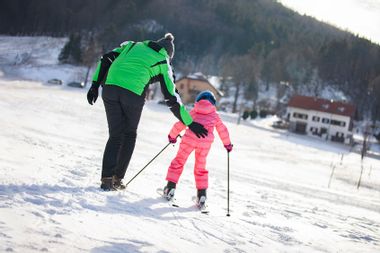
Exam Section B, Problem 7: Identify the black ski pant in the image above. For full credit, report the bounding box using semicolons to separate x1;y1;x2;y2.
101;85;145;179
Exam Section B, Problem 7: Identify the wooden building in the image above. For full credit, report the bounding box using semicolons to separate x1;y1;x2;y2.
175;73;223;104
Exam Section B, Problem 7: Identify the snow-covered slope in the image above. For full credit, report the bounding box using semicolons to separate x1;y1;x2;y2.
0;78;379;253
0;36;87;84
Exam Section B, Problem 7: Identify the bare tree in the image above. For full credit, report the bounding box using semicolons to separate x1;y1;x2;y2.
220;54;258;113
81;34;102;87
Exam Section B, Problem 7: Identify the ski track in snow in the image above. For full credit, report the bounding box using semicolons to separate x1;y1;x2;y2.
0;79;380;253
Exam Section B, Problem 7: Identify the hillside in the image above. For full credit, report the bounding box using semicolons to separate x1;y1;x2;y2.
0;36;87;84
0;0;379;117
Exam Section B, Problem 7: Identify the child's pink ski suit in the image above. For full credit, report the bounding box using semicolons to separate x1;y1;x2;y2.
166;100;231;190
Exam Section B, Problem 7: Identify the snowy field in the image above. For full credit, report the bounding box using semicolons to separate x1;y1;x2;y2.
0;78;380;253
0;36;87;85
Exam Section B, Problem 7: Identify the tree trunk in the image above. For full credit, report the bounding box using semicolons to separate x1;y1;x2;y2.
84;65;91;88
232;82;241;113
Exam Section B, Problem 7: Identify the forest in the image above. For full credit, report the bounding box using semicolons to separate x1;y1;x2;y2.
1;0;380;119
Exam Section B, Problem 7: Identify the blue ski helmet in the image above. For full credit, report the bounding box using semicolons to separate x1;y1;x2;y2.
195;90;216;105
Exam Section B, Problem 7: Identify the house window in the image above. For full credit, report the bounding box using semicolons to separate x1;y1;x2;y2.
337;132;344;138
310;127;319;135
312;116;320;122
331;132;345;143
179;83;184;90
293;112;308;120
330;119;346;127
322;118;330;124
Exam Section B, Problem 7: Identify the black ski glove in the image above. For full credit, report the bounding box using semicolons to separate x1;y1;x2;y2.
87;82;100;105
188;122;208;138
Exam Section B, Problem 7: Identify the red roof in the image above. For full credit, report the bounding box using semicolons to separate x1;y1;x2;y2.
288;95;355;118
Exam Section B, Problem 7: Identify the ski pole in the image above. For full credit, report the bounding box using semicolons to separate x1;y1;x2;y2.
226;151;231;217
125;142;171;187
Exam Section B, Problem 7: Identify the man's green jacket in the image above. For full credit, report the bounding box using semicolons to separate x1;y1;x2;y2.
92;40;193;126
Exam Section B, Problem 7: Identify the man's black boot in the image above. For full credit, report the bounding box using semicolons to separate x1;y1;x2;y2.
100;177;115;191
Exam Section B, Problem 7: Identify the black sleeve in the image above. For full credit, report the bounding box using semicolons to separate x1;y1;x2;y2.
158;77;183;121
94;51;120;85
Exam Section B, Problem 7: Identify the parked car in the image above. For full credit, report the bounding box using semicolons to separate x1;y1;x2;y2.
67;81;85;88
272;120;289;129
47;78;62;85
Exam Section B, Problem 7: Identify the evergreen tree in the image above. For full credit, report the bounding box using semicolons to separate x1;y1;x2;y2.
59;33;82;64
1;0;380;117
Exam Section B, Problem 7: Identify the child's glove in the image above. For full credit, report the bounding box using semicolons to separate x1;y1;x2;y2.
168;135;177;144
224;144;233;152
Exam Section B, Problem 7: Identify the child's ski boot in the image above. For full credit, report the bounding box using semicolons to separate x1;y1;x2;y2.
196;189;209;213
163;181;176;201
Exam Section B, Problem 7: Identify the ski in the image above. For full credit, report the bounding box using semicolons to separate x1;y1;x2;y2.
156;189;210;213
156;188;179;207
192;196;209;214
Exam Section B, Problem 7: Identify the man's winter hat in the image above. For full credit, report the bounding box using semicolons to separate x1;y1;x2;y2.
157;33;175;59
195;90;216;105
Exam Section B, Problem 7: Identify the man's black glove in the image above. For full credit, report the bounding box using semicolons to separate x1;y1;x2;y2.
87;82;100;105
188;122;208;138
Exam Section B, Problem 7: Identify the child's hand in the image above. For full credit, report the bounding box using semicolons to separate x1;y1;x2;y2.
168;135;177;144
224;144;233;152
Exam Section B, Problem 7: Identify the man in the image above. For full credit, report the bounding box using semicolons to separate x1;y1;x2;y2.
87;33;208;191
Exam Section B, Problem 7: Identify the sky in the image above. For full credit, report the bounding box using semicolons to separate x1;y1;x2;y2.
278;0;380;45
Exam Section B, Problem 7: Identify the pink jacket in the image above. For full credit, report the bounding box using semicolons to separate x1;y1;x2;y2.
169;100;231;145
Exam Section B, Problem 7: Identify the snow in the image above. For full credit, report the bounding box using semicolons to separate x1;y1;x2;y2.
1;78;380;253
246;115;282;130
0;36;89;85
187;72;207;80
208;76;222;90
0;36;65;66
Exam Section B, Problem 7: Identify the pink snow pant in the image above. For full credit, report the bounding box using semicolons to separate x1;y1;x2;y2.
166;139;212;190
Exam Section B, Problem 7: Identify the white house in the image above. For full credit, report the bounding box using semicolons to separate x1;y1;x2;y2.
286;95;356;144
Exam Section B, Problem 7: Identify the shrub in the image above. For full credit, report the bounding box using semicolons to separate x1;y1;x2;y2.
259;110;267;118
250;110;258;119
242;110;250;120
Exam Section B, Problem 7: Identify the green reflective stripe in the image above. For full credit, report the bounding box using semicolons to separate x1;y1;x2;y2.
180;106;193;126
92;60;101;83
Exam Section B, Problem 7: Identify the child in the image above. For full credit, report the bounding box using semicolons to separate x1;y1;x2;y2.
163;90;233;206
